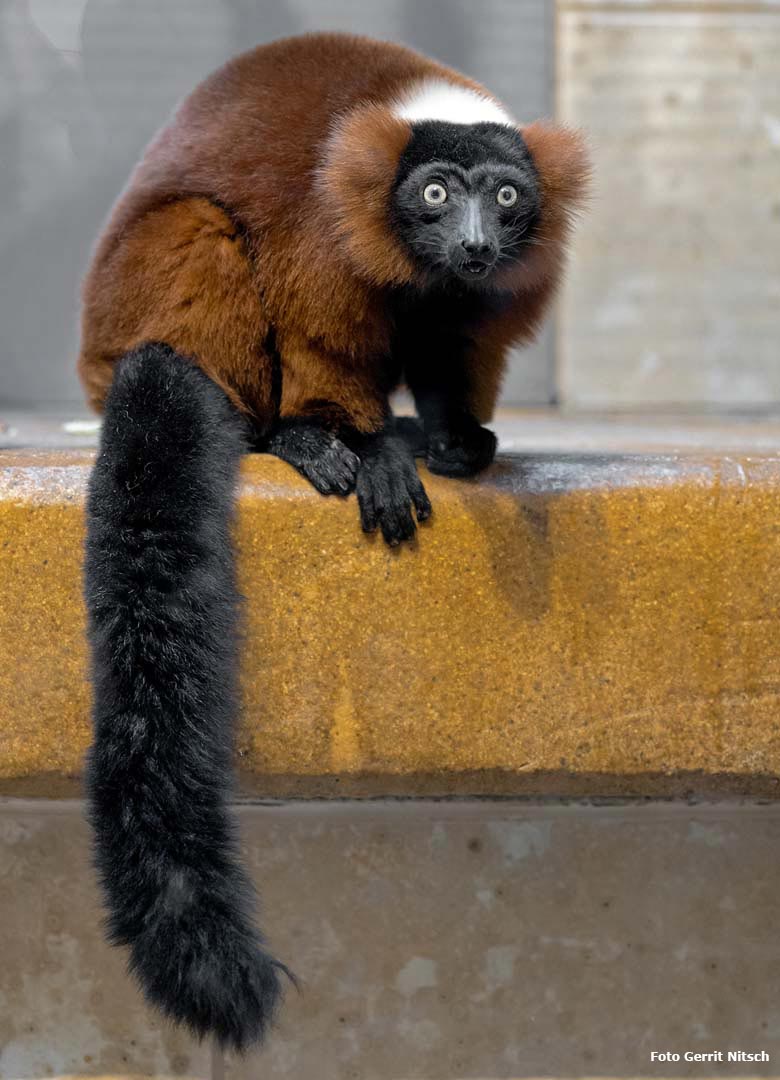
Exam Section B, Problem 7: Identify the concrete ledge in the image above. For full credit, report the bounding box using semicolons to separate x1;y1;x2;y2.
2;449;780;798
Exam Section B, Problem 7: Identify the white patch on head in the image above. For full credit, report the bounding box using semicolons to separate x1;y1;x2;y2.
393;79;514;127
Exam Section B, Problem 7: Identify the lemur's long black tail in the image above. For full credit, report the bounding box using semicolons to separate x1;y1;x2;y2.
84;343;285;1052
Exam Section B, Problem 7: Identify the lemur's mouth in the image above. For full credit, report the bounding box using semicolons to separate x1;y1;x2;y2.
461;259;490;277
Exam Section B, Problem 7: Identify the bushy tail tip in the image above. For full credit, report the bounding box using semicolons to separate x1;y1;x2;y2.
128;911;288;1052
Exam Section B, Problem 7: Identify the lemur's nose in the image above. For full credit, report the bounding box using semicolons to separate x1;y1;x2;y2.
459;197;493;259
461;237;492;257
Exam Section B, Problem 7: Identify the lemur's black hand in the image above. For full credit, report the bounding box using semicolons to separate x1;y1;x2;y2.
266;419;360;495
354;431;431;546
426;417;497;478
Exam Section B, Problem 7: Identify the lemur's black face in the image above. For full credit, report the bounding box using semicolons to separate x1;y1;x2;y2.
391;121;541;289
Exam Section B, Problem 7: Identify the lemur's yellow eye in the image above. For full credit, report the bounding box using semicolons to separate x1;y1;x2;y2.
423;182;448;206
497;184;518;207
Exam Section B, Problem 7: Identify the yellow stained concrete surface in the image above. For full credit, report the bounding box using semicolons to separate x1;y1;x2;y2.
1;449;780;797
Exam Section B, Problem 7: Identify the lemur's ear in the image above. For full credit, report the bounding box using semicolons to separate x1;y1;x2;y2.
317;103;418;287
521;122;591;222
495;122;591;292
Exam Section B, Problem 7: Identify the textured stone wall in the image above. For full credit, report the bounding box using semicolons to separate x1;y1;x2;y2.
558;0;780;409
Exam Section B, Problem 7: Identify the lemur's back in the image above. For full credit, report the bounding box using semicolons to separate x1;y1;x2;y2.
89;34;467;267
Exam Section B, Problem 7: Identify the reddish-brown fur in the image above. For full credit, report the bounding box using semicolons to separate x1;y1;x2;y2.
79;32;589;430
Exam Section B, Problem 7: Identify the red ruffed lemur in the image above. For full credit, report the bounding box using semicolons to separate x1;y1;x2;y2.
79;32;589;1052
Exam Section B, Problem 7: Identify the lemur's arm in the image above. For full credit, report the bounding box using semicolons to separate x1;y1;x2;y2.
401;278;563;476
268;332;430;544
79;195;427;544
402;325;499;478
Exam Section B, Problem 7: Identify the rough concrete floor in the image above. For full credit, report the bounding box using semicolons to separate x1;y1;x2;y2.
2;799;779;1080
5;405;780;453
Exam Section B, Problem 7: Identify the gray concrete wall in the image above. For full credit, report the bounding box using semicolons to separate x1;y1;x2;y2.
558;0;780;410
0;0;554;410
2;799;779;1079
